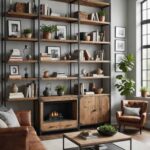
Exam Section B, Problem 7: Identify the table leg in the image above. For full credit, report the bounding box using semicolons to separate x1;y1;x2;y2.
63;135;65;150
130;139;132;150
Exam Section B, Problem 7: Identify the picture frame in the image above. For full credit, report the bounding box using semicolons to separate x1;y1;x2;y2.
115;26;126;38
56;25;67;40
115;40;125;52
10;65;19;75
47;46;61;60
8;20;21;37
115;53;125;72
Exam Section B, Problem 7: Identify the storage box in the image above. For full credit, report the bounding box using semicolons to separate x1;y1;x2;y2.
73;11;88;20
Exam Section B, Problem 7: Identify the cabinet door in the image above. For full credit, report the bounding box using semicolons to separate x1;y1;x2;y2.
80;96;97;125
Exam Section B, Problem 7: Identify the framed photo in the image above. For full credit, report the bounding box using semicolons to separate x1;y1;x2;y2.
115;40;125;52
10;65;19;75
115;26;126;38
47;46;61;60
115;53;125;72
8;20;21;37
56;25;66;40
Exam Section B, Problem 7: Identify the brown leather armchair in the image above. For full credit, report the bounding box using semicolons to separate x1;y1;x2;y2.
116;100;148;134
0;110;46;150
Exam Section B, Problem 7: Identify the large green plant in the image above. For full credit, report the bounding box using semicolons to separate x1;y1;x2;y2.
115;54;135;96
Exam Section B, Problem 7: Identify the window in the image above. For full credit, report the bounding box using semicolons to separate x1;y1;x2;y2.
141;0;150;87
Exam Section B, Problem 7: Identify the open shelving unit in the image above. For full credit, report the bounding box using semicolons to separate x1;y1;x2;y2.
1;0;111;133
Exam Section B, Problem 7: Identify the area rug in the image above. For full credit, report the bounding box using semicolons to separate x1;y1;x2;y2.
42;138;150;150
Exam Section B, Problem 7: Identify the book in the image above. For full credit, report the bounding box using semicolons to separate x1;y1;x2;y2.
9;75;22;79
95;12;99;21
9;92;24;99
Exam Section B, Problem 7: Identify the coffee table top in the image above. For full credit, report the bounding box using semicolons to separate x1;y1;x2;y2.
64;130;131;147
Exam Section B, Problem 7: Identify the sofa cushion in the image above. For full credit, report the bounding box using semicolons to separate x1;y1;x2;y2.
0;119;8;128
123;106;140;116
118;115;141;123
0;109;20;127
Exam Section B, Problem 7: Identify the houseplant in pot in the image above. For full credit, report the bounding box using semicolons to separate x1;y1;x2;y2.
55;85;66;96
115;54;135;96
140;87;148;97
40;24;57;40
98;10;106;22
23;28;32;38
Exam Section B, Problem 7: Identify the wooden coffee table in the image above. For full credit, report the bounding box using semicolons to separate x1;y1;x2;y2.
63;130;132;150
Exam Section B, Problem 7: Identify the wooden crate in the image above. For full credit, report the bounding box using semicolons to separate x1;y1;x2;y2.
73;11;88;20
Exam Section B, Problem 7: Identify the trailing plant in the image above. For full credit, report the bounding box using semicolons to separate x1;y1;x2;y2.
55;85;66;92
40;24;57;33
23;29;32;34
115;54;135;96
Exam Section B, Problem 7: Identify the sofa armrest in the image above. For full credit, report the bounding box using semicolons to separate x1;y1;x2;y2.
16;110;31;126
141;112;147;126
0;127;29;150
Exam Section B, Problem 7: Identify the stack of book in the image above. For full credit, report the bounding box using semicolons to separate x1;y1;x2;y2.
9;49;23;61
25;82;37;98
9;75;22;79
9;92;24;99
53;72;67;78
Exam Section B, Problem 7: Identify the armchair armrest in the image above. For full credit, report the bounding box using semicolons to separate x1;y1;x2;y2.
116;111;123;119
0;127;29;150
16;110;32;126
141;112;147;126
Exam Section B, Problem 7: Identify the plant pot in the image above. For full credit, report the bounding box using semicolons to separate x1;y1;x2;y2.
43;32;52;39
25;33;32;38
99;16;105;22
57;90;64;96
141;91;147;97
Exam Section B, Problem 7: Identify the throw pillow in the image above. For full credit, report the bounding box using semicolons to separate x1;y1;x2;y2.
0;106;9;112
0;119;8;128
123;106;140;116
0;109;20;127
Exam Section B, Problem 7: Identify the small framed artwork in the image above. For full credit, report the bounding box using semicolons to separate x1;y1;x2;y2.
115;26;126;38
115;53;125;72
56;25;67;40
10;65;19;75
115;40;125;52
47;46;61;60
8;20;21;37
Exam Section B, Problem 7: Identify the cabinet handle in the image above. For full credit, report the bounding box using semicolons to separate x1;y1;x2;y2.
92;109;96;112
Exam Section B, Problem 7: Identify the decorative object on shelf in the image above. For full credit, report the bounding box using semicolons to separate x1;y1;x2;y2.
98;10;106;22
95;88;103;94
47;46;61;60
115;53;125;72
12;83;18;93
100;30;105;41
25;82;36;98
32;0;37;14
40;24;57;40
85;35;91;41
115;40;125;52
23;45;30;60
97;124;117;136
23;28;32;38
43;87;50;96
95;49;104;61
8;20;21;38
79;32;88;41
74;11;88;20
56;25;67;40
89;83;96;92
140;87;148;97
97;68;103;75
8;0;14;12
89;12;99;21
55;85;66;96
115;54;135;96
43;71;49;78
49;111;63;121
10;65;19;75
115;26;126;38
81;69;87;77
84;50;91;60
9;49;23;61
15;2;26;13
24;67;28;78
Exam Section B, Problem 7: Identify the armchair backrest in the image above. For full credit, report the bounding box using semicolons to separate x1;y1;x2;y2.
121;100;148;115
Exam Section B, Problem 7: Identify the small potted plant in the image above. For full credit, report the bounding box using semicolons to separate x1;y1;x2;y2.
23;28;32;38
55;85;66;96
40;24;57;40
140;87;148;97
98;10;106;22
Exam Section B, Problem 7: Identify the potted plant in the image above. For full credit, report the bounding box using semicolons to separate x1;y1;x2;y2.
140;87;148;97
98;10;106;22
40;24;57;40
23;28;32;38
115;54;135;96
55;85;66;96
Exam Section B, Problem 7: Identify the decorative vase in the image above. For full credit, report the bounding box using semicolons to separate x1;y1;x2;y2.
25;33;32;38
43;71;49;78
12;84;18;93
43;87;50;96
43;32;52;39
57;90;64;96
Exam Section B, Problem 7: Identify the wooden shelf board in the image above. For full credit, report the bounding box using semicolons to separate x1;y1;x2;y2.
80;41;110;45
41;77;77;81
80;19;110;26
41;39;77;43
80;76;110;80
80;60;110;63
40;15;77;22
6;12;37;19
40;95;78;102
8;77;38;81
80;94;110;97
6;37;38;42
40;60;77;63
8;60;37;63
7;97;38;102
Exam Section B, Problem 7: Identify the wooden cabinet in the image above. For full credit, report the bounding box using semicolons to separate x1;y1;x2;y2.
80;95;109;125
